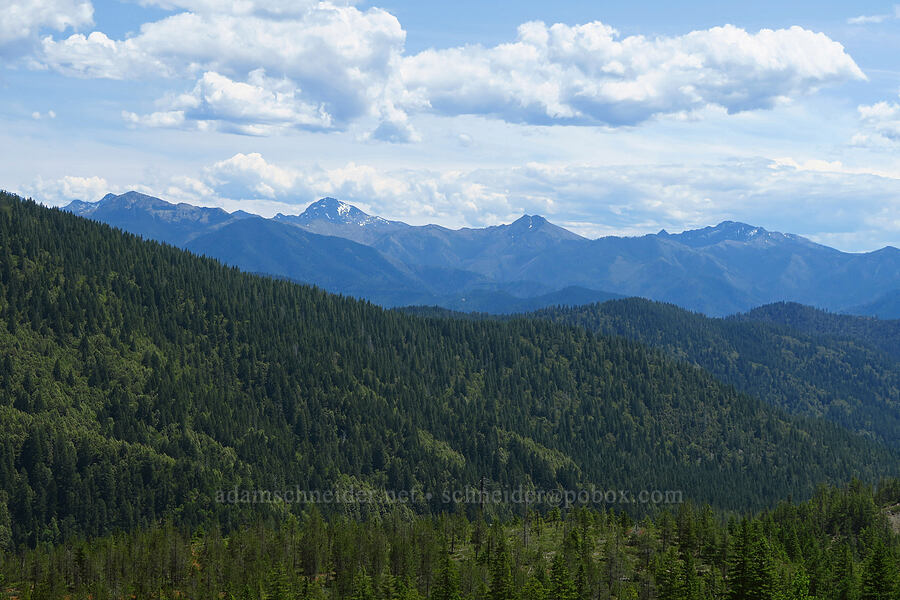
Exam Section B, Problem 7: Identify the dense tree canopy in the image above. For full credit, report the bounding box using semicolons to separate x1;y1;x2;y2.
1;190;898;553
523;299;900;446
3;480;900;600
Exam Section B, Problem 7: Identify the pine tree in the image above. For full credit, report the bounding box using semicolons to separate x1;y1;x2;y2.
521;576;547;600
550;554;577;600
351;572;376;600
861;543;895;600
656;548;683;600
789;568;813;600
489;537;514;600
432;548;460;600
831;542;859;600
727;519;776;600
681;552;702;600
575;563;588;600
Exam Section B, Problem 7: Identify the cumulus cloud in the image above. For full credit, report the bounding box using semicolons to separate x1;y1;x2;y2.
205;152;311;199
1;0;92;54
20;153;900;250
853;98;900;147
42;3;407;135
32;5;864;138
134;0;355;17
23;174;108;205
125;70;333;135
120;153;895;251
192;153;519;224
400;22;865;126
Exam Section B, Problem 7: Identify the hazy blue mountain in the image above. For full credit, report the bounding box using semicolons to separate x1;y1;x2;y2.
63;192;619;311
183;216;431;303
427;285;623;314
274;197;409;245
845;289;900;320
64;192;900;316
660;220;821;248
64;191;252;246
288;202;899;315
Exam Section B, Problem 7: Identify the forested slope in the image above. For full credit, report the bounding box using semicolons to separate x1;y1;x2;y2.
532;299;900;446
1;191;897;549
5;479;899;600
738;301;900;361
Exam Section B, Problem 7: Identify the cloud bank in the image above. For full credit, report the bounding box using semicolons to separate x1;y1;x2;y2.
400;22;865;126
1;0;93;54
32;1;864;139
25;152;899;252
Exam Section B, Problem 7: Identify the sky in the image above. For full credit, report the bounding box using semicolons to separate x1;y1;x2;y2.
2;1;900;251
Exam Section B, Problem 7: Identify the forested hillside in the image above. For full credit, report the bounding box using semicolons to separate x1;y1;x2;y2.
1;191;899;551
4;479;900;600
738;302;900;361
529;299;900;447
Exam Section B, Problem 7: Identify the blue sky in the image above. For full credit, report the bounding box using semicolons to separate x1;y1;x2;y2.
2;0;900;251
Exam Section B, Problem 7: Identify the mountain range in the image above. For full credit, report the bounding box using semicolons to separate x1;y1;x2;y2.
7;189;900;600
5;189;900;551
65;191;900;316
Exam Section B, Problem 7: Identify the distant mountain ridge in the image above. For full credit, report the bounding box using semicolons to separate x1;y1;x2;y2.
65;190;254;246
660;220;821;248
845;290;900;320
63;191;900;315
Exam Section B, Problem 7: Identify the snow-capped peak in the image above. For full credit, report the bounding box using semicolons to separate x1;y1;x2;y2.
291;197;388;227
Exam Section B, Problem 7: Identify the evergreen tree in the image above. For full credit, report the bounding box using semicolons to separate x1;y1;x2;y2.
489;536;514;600
728;520;776;600
432;547;460;600
861;543;895;600
521;576;547;600
550;554;577;600
657;548;683;600
831;542;859;600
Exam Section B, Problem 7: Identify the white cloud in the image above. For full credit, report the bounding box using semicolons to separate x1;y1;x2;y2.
23;174;108;205
33;8;864;138
847;14;890;25
41;3;406;135
123;152;896;251
31;109;57;120
0;0;92;53
126;70;334;134
189;153;519;224
205;152;310;199
20;152;900;251
853;98;900;147
847;6;900;25
400;22;866;126
133;0;355;17
123;108;190;129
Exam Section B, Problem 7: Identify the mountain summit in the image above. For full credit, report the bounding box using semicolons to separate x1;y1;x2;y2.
62;191;900;316
275;198;408;244
286;197;390;227
505;214;585;241
663;221;817;248
64;191;252;246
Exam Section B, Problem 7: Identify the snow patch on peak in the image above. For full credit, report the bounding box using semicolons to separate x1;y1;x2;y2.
292;197;394;228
